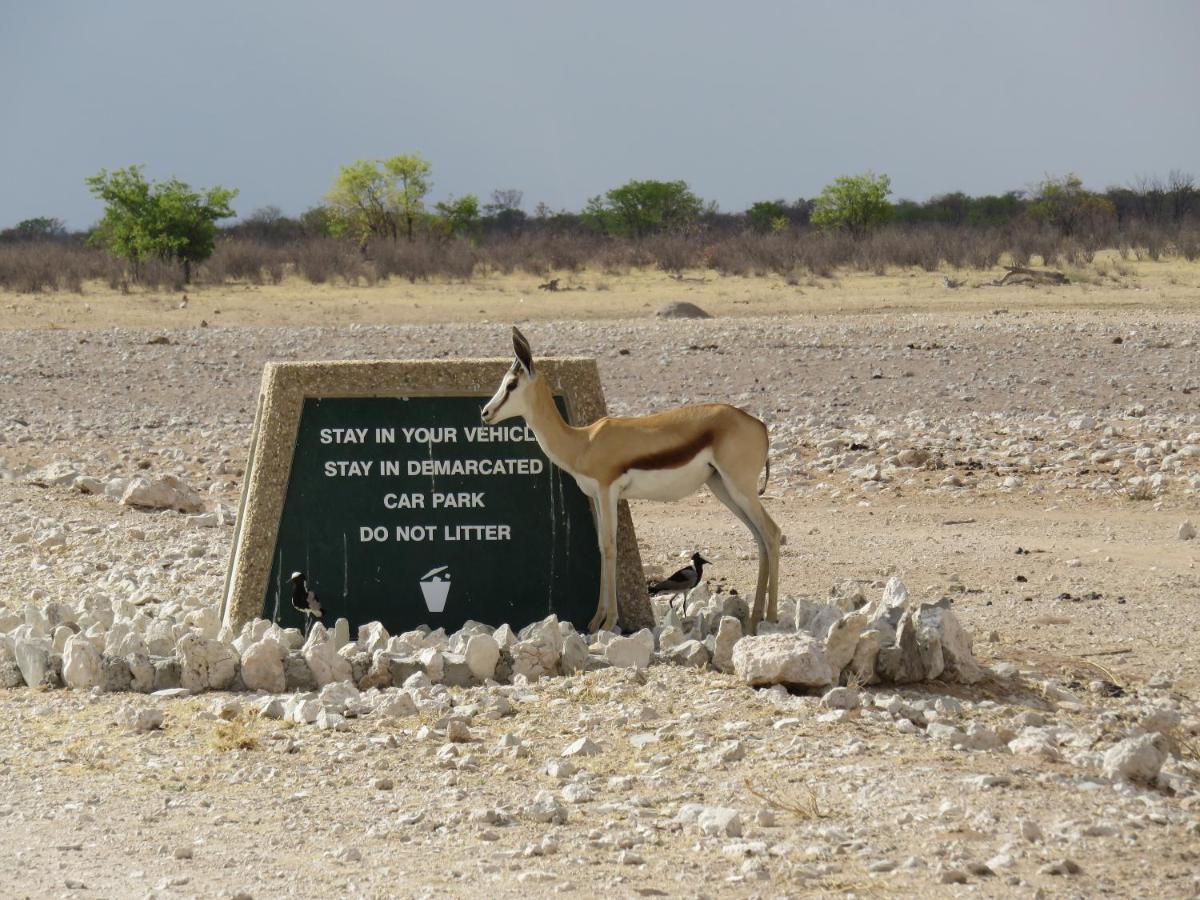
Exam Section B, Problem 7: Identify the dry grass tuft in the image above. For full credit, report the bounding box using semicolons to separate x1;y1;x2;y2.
994;646;1127;690
745;777;826;820
211;718;258;752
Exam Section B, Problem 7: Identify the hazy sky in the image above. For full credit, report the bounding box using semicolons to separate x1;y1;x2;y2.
2;0;1198;229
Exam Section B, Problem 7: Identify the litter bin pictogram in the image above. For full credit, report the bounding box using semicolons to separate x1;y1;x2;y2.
419;565;451;613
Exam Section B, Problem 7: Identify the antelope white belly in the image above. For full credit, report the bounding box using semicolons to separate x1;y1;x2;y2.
619;450;714;502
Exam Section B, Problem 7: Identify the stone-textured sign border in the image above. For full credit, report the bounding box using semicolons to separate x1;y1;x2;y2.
220;358;651;634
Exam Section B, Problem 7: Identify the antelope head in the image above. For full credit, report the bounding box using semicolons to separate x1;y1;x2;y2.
481;326;538;425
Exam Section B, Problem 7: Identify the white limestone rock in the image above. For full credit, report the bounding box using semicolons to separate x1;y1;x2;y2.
464;634;500;682
605;629;654;670
696;806;743;837
127;651;155;693
559;632;589;674
240;636;287;693
376;692;418;718
303;627;353;687
820;686;860;710
120;704;164;733
0;638;24;688
511;636;559;681
794;598;844;640
14;637;51;688
915;600;984;684
176;633;239;692
824;610;869;675
332;618;351;649
667;639;710;668
358;621;390;654
1103;733;1168;783
526;790;568;825
417;647;444;683
713;616;742;674
562;737;601;757
731;633;834;688
62;635;103;690
25;461;80;487
119;474;205;514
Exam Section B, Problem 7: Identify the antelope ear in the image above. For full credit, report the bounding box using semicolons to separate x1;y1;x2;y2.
512;326;534;375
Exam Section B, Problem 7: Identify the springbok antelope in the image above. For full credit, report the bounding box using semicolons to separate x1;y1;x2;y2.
481;327;781;633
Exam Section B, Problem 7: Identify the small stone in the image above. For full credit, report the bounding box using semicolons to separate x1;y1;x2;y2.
562;736;601;757
819;686;860;710
527;790;568;825
173;845;194;860
121;705;164;733
374;777;394;791
1179;520;1196;541
1039;858;1082;876
1102;733;1167;783
1018;818;1043;842
697;807;742;837
561;783;594;804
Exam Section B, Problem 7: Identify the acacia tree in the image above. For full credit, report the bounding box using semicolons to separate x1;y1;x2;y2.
326;155;432;244
85;166;237;282
434;194;481;238
1027;174;1115;237
746;200;789;233
584;179;704;237
810;172;893;236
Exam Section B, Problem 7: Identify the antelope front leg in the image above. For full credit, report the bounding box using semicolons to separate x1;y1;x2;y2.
587;487;620;633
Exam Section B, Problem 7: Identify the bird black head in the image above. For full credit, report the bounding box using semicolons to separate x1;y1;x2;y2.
289;571;305;585
692;552;710;568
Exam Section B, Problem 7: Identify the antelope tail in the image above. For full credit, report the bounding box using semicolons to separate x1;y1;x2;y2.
758;454;770;496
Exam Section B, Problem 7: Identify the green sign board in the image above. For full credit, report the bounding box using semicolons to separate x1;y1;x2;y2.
263;395;601;635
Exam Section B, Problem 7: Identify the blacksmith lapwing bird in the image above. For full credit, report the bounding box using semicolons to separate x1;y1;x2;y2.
648;552;710;610
289;571;324;637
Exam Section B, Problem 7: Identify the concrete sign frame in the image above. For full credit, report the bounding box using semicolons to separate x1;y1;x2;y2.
220;358;651;635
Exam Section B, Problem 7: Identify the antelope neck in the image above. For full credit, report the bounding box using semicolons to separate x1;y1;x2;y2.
522;377;586;474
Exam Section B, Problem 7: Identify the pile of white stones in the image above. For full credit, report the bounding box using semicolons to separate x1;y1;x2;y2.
14;462;233;527
0;574;982;710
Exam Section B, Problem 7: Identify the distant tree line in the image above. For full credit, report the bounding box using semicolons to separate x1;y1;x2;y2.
1;157;1197;292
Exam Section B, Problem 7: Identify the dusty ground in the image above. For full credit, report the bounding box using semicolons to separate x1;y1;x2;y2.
1;262;1199;897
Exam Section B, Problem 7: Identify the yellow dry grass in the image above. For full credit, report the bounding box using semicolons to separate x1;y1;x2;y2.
744;776;827;820
210;717;259;752
3;254;1199;330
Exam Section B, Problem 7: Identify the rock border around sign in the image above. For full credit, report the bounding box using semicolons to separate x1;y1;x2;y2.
220;358;651;634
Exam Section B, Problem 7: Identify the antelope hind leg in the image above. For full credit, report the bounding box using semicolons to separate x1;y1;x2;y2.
707;474;770;633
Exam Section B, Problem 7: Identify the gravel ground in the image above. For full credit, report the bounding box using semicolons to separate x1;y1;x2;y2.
1;298;1199;898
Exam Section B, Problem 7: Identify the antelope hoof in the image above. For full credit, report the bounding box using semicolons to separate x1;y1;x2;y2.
588;611;607;634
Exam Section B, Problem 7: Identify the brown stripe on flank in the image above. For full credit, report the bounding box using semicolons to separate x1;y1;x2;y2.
626;430;714;471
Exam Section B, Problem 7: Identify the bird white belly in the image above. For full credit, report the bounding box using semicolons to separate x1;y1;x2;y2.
620;451;713;502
